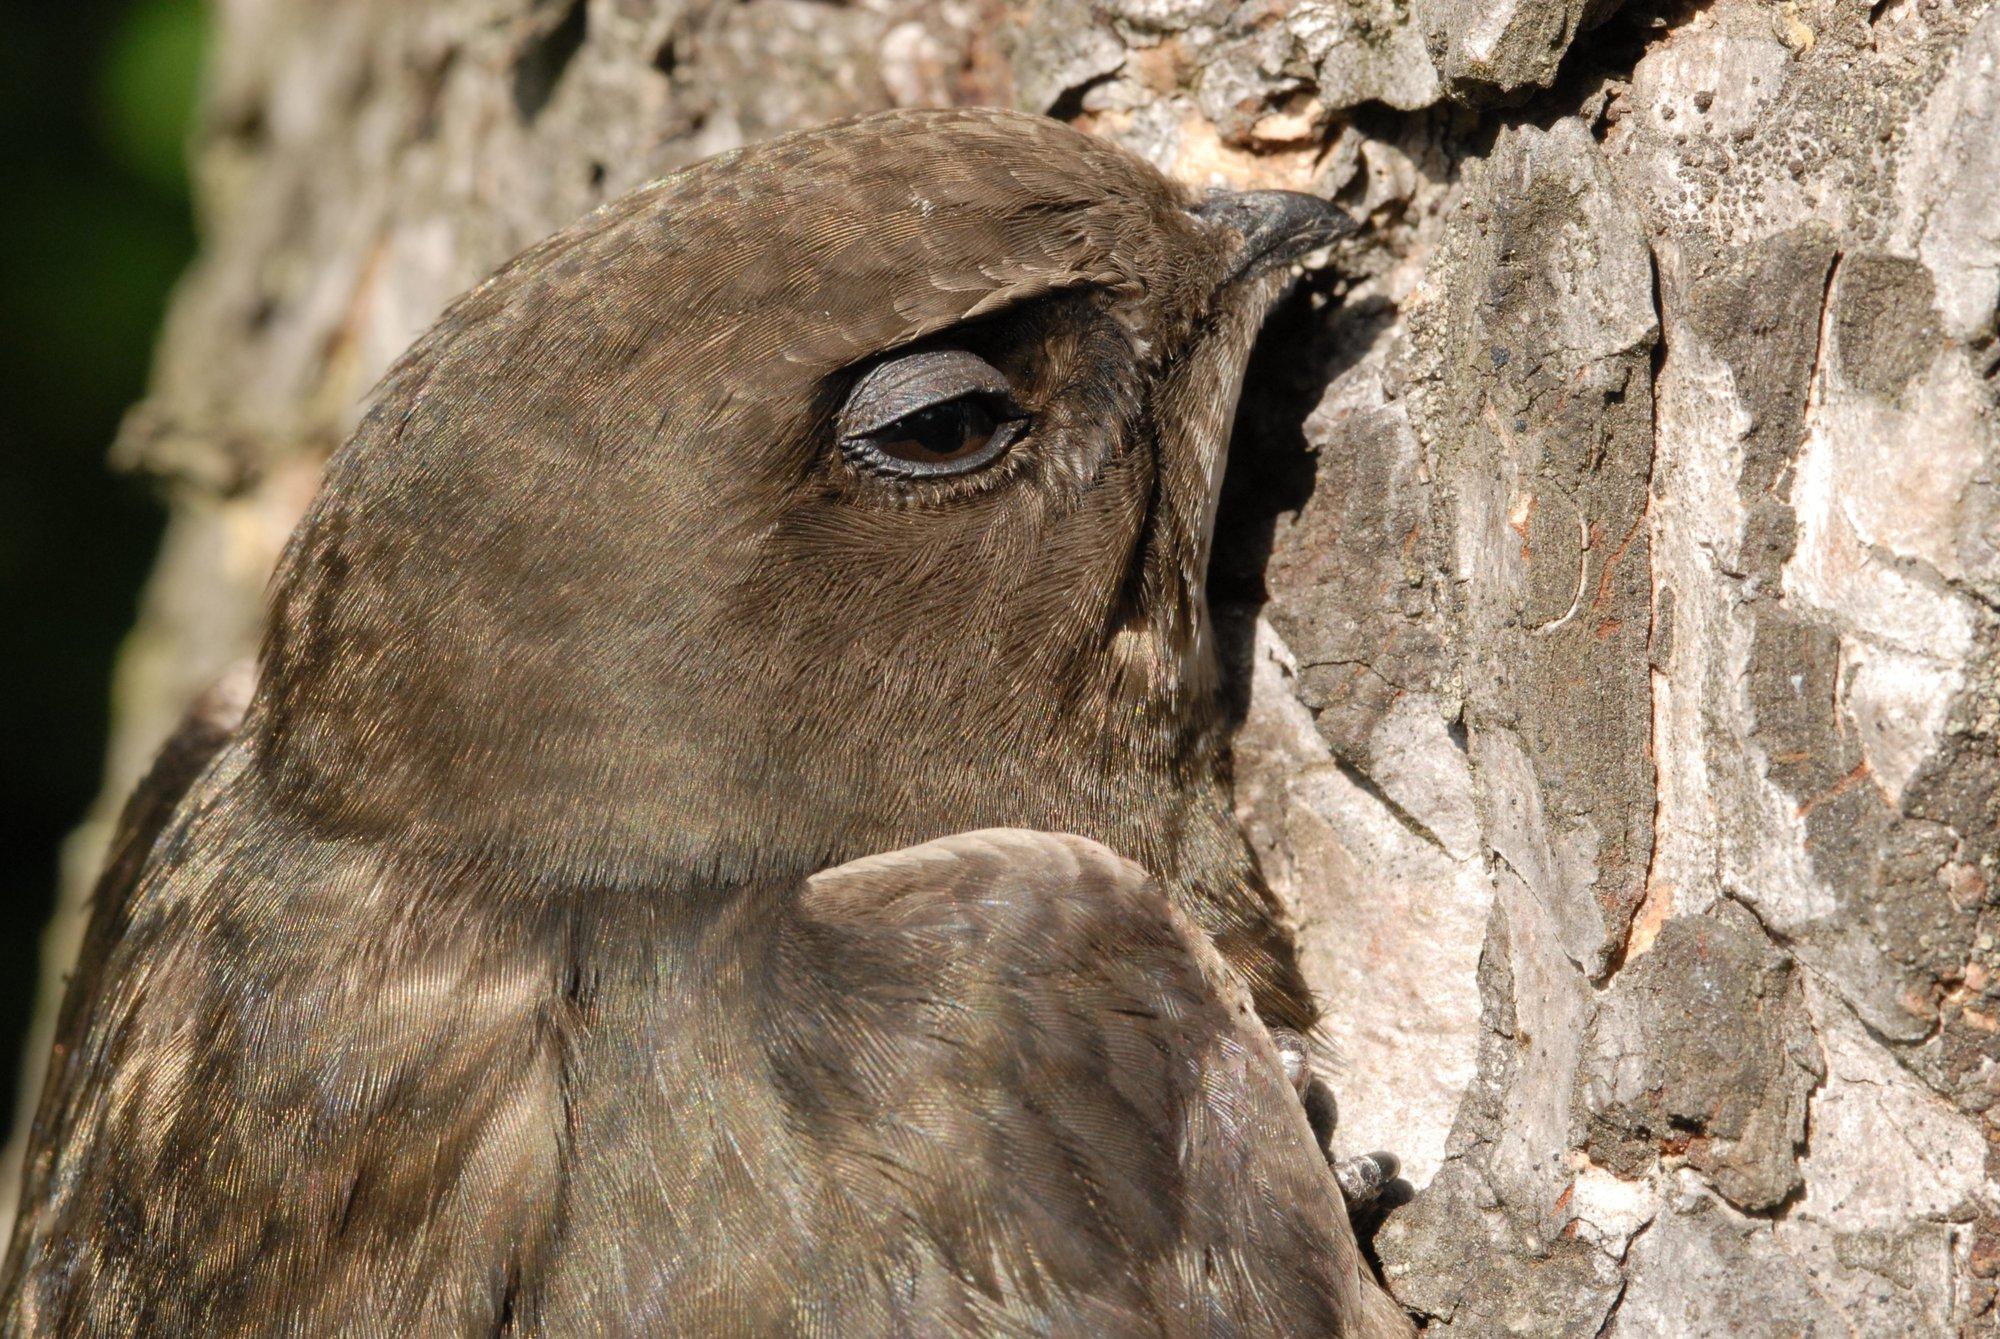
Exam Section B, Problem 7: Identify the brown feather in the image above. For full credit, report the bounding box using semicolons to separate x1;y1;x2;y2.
3;109;1401;1335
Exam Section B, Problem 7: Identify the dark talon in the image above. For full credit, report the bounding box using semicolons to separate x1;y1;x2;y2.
1269;1026;1314;1098
1302;1076;1338;1155
1269;1026;1400;1201
1334;1151;1400;1206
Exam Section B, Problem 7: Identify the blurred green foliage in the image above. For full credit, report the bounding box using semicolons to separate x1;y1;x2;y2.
103;0;208;193
0;0;202;1116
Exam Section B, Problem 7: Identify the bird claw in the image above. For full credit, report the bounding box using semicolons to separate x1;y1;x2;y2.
1268;1027;1400;1208
1334;1151;1399;1206
1270;1026;1315;1099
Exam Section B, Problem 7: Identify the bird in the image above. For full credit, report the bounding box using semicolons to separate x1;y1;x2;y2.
2;107;1413;1336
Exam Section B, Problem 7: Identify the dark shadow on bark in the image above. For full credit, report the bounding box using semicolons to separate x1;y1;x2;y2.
1212;278;1336;727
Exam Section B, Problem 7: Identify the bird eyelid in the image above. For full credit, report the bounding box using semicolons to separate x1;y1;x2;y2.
835;348;1023;439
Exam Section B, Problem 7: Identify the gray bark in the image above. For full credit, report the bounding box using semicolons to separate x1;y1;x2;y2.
15;0;1999;1330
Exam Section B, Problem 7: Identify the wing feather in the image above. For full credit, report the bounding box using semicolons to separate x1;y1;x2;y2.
762;828;1402;1336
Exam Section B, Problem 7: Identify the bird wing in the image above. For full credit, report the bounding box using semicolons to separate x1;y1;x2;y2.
7;802;1409;1336
742;827;1394;1337
78;663;253;942
7;663;252;1238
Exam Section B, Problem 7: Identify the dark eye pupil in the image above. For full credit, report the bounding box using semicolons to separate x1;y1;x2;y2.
875;398;998;465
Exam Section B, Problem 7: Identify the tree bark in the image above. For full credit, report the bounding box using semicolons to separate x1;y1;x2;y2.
15;0;1998;1330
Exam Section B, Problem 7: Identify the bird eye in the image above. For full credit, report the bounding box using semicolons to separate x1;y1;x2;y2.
860;396;1014;471
836;349;1028;480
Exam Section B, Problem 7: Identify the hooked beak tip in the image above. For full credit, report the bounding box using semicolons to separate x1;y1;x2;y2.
1191;189;1354;283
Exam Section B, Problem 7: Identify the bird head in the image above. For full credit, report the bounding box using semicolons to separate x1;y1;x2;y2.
253;108;1348;899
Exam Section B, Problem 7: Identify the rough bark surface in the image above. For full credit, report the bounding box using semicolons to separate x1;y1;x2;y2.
16;0;1999;1330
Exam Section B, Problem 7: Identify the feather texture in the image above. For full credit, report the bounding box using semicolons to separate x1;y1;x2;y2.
3;109;1405;1336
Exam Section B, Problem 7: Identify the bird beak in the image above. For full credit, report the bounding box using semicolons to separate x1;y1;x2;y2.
1121;191;1353;706
1190;190;1354;286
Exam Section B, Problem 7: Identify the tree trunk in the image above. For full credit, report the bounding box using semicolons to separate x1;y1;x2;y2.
15;0;1998;1330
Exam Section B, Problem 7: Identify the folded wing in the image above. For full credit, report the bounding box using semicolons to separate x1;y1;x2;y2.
756;827;1400;1337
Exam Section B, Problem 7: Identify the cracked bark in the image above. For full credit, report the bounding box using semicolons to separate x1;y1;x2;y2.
10;0;1999;1330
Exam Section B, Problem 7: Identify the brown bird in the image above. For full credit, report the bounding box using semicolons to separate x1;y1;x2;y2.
3;108;1411;1336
